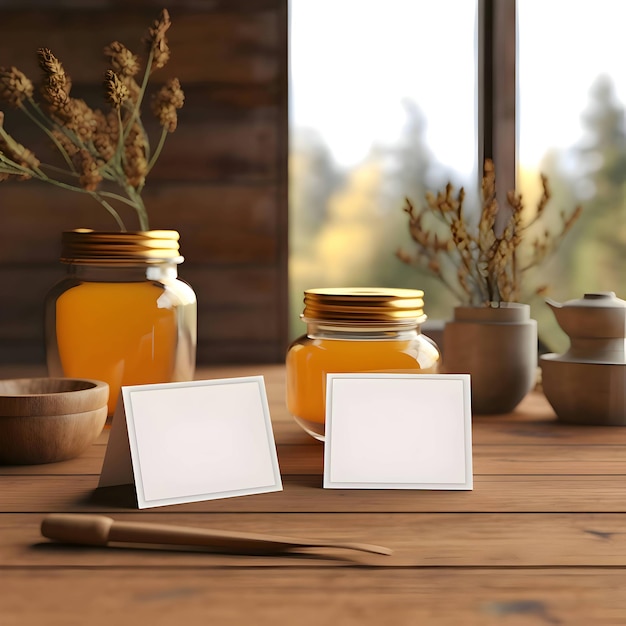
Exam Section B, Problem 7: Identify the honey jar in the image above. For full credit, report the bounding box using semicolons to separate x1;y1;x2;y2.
44;229;197;418
286;287;440;440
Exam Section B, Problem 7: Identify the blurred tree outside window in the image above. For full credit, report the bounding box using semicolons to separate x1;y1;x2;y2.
518;0;626;352
288;0;478;337
289;0;625;350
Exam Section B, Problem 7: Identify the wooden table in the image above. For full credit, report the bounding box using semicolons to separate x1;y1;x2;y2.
2;364;626;625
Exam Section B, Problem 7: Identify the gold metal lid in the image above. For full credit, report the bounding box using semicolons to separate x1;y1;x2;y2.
302;287;426;323
60;229;184;264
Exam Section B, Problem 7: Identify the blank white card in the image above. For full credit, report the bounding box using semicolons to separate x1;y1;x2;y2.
99;376;283;509
323;374;473;490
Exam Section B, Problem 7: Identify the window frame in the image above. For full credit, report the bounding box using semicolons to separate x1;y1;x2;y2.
479;0;516;212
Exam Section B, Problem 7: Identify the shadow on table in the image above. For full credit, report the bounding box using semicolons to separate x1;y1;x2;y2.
80;484;138;508
30;539;371;563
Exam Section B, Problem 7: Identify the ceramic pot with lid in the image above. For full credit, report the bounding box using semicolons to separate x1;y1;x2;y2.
540;292;626;425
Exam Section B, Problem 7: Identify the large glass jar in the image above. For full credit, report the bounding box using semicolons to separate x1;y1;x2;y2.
286;288;440;440
45;229;197;418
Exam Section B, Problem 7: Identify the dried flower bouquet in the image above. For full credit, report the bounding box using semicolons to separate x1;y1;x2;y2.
398;159;582;306
0;9;182;231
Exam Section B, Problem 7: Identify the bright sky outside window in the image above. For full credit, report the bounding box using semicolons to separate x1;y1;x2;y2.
289;0;478;336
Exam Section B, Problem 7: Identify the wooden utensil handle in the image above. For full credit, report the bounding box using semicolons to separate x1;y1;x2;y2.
41;514;392;556
41;514;276;550
41;514;114;546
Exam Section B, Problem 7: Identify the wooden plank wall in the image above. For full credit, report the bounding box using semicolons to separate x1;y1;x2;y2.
0;0;288;365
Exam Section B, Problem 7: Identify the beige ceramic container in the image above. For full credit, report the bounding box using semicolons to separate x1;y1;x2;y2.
540;292;626;425
443;303;537;414
0;378;109;464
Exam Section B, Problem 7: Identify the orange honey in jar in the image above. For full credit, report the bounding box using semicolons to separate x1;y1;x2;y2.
45;230;197;417
286;288;440;440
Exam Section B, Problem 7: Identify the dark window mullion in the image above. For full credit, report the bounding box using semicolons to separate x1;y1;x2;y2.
478;0;493;169
480;0;517;221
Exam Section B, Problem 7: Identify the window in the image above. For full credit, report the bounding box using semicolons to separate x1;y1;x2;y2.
289;0;625;349
518;0;626;352
289;0;478;335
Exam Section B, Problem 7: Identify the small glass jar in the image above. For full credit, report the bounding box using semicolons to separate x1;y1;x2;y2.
45;229;197;417
286;287;440;440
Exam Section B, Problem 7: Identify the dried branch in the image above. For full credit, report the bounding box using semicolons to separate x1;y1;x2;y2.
398;159;582;306
0;8;181;232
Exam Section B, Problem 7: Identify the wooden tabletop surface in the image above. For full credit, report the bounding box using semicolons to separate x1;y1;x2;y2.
2;363;626;625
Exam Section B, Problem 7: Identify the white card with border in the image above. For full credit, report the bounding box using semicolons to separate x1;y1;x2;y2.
323;374;472;490
99;376;282;508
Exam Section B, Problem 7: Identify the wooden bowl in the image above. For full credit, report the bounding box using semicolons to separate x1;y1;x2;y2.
0;378;109;465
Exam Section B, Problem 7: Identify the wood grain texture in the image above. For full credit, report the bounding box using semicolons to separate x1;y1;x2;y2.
1;364;626;625
0;1;288;365
1;569;625;626
4;511;626;567
0;9;279;83
0;258;284;364
3;473;626;514
0;184;281;262
0;407;107;465
0;377;108;415
3;440;626;477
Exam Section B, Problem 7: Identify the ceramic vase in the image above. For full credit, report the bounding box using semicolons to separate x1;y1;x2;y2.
443;303;537;414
